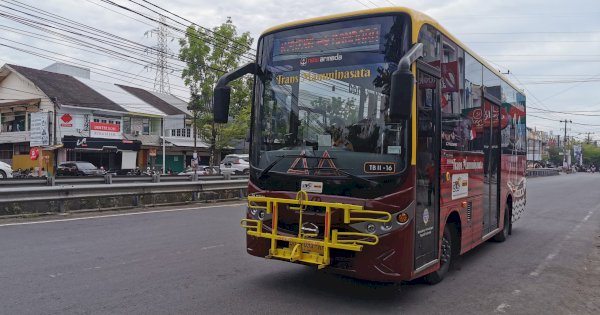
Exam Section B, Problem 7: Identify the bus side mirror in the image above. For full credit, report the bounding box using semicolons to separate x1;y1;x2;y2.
213;62;258;124
388;43;423;123
389;69;414;122
214;86;231;123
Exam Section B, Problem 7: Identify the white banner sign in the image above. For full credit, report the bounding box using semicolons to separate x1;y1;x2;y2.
90;121;122;139
30;111;50;147
164;114;186;130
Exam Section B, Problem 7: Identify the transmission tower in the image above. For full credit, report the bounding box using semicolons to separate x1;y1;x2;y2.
147;15;171;94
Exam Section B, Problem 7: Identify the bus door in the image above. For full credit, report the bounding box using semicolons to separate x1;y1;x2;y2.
414;61;441;272
482;94;501;236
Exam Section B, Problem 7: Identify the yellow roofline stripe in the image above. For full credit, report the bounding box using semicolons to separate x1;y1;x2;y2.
260;6;522;93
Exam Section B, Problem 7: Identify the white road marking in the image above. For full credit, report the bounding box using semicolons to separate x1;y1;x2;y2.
530;210;594;277
200;244;225;250
0;203;246;227
495;303;510;313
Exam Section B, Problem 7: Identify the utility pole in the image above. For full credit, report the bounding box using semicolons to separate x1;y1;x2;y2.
188;92;201;177
583;132;594;144
147;15;172;94
560;120;572;167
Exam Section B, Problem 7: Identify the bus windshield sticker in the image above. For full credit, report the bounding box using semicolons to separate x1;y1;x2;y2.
387;146;401;154
301;181;323;193
451;173;469;200
364;162;395;174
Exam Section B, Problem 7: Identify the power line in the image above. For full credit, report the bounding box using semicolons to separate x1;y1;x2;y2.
98;0;256;62
138;0;256;53
83;0;154;28
529;114;600;127
528;106;600;116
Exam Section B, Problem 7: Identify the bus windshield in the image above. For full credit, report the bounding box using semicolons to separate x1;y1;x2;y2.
252;15;411;192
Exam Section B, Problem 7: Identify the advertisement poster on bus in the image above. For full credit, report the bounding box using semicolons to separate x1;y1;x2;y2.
463;100;509;133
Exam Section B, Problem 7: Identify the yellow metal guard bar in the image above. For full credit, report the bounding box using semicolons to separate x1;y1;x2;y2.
242;192;391;268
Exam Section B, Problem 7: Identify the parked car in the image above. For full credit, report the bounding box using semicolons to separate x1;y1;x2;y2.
56;161;104;176
220;154;250;175
0;161;13;179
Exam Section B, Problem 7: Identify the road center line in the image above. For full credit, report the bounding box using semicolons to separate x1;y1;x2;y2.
0;203;246;227
529;209;595;277
200;244;225;250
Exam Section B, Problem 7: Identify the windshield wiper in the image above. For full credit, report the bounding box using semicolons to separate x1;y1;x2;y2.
257;155;287;179
304;167;379;187
258;155;378;187
257;154;330;179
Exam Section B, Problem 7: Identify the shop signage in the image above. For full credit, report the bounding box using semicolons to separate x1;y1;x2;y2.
30;111;50;147
60;113;73;127
90;121;121;139
62;136;141;151
29;147;39;160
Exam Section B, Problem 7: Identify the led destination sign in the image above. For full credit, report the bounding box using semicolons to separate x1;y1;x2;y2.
274;25;381;59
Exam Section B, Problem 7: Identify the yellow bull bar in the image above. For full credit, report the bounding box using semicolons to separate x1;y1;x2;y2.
241;191;392;269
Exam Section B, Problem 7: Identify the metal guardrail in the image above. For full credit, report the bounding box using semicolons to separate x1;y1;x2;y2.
0;179;249;203
0;174;249;187
526;168;560;177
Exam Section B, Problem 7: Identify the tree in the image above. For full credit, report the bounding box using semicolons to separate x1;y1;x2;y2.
179;18;253;167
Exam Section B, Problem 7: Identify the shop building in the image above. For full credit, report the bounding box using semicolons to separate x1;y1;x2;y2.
0;63;205;173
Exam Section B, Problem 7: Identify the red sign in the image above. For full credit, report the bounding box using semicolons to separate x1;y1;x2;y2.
441;61;459;93
90;122;120;132
29;147;39;160
60;113;73;127
465;101;509;133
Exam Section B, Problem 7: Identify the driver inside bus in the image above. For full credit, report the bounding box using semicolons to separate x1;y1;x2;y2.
326;125;353;151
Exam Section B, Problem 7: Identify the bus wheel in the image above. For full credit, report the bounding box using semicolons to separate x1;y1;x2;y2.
425;223;456;284
493;205;510;242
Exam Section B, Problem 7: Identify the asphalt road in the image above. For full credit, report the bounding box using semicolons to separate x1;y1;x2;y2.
1;174;599;315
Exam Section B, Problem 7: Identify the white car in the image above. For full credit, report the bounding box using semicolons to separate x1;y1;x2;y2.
0;161;13;179
220;154;250;175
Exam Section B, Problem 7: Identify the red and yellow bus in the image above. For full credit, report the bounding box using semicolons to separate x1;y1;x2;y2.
214;7;526;283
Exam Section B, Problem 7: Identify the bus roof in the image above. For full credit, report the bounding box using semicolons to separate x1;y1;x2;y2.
261;7;524;94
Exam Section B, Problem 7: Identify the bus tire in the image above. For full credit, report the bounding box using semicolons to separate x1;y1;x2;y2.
493;205;510;242
424;223;457;284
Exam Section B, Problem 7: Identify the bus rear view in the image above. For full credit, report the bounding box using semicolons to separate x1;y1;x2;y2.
213;7;526;283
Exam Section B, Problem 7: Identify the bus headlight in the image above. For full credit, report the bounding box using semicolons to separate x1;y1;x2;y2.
257;210;266;220
381;221;393;231
249;207;258;216
365;223;376;234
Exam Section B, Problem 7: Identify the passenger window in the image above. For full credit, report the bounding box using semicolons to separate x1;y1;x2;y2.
440;37;471;151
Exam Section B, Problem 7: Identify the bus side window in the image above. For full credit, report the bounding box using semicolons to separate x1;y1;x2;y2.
463;53;484;152
440;36;475;152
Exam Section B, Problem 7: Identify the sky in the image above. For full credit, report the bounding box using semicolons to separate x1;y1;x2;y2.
1;0;600;141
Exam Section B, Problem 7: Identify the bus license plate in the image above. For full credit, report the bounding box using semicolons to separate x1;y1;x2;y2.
290;241;324;255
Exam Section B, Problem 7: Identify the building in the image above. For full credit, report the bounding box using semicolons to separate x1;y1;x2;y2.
0;63;208;174
527;127;549;162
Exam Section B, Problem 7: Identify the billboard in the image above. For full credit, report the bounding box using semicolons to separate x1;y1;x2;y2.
29;111;50;147
90;121;121;139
